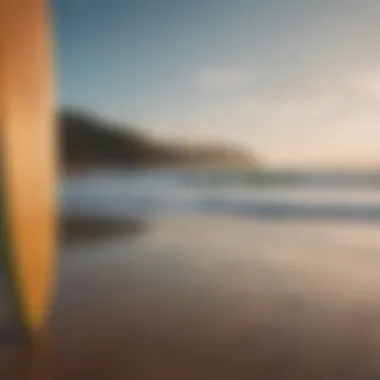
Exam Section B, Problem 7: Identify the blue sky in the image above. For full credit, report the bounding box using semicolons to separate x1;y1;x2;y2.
53;0;380;168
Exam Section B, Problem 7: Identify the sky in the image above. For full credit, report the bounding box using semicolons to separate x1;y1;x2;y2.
53;0;380;168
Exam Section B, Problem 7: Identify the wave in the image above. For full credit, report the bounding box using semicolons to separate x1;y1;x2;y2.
182;170;380;190
61;170;380;223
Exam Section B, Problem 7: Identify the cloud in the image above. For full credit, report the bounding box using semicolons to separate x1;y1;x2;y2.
198;68;253;91
351;69;380;100
189;66;380;166
163;64;380;167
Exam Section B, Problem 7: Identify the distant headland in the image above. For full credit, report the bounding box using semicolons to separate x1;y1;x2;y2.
58;108;259;173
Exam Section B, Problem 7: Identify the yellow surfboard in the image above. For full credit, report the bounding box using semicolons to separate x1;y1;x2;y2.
0;0;57;335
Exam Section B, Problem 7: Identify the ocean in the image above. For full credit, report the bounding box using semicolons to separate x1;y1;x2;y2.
61;169;380;223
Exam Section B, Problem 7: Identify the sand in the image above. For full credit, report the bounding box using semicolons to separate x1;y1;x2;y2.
2;215;380;379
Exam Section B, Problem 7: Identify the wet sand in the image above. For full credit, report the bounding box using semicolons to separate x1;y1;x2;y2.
2;216;380;379
60;217;146;244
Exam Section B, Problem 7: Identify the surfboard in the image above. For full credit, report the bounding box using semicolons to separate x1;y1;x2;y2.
0;0;57;335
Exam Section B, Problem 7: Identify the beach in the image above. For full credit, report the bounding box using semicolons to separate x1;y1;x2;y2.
2;215;380;379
